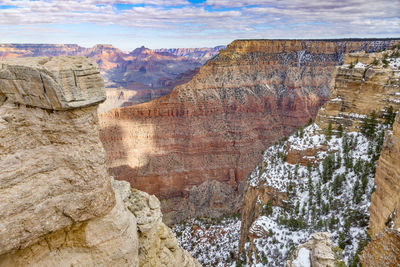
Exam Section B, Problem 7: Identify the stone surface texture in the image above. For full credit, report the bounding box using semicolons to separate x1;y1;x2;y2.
0;56;199;267
99;39;399;224
369;112;400;237
315;51;400;131
0;179;139;267
0;56;106;110
125;188;201;267
286;232;336;267
0;56;114;255
360;229;400;267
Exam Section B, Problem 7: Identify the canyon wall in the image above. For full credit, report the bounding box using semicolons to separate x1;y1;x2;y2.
99;39;400;224
360;112;400;266
154;46;225;64
0;56;199;267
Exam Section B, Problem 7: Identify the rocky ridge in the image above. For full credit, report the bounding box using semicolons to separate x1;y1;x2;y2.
0;56;199;266
154;46;225;64
235;47;399;266
99;39;399;225
0;43;204;108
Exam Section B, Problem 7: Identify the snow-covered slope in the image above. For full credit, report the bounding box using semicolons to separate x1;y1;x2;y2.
242;122;386;266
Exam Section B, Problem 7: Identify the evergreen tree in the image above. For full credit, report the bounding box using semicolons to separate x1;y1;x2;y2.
337;124;343;137
325;122;333;141
361;111;378;138
384;106;396;127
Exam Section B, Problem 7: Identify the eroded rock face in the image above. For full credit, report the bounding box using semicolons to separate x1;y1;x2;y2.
124;188;201;267
0;179;139;266
0;56;199;267
99;39;399;224
0;56;114;255
0;56;106;110
360;229;400;267
286;232;336;267
369;113;400;237
315;51;400;131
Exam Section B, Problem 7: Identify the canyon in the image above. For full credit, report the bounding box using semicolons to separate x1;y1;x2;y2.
0;56;199;266
0;43;220;109
99;39;399;224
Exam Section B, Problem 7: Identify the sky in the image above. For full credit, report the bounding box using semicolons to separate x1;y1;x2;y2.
0;0;399;51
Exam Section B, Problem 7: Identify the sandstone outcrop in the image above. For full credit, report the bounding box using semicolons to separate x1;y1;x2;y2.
0;56;199;266
360;229;400;267
368;112;400;237
0;56;113;254
315;51;400;130
99;39;400;224
359;112;400;266
286;232;336;267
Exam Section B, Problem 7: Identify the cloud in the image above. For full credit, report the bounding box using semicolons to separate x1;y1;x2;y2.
0;0;398;48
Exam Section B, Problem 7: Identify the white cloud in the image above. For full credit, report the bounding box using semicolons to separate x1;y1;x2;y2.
0;0;398;48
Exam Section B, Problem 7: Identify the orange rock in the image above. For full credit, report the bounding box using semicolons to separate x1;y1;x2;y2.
99;39;400;224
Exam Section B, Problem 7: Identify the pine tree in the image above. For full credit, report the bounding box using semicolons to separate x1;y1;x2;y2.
361;111;378;138
337;124;343;138
326;122;333;141
384;106;396;127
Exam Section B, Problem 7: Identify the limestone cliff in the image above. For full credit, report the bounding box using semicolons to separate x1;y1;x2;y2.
359;113;400;266
99;39;399;224
0;56;199;267
316;51;400;130
368;112;400;237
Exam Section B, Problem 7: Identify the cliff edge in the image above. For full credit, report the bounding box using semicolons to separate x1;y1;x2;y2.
0;56;200;266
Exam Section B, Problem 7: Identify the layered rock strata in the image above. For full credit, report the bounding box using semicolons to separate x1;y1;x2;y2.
368;112;400;237
360;113;400;266
315;51;400;130
0;56;113;254
99;39;400;224
0;56;199;266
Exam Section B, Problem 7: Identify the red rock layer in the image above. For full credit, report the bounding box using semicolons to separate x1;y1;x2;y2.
99;39;400;224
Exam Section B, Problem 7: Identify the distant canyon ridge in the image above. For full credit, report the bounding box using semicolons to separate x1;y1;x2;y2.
0;44;223;112
98;39;400;224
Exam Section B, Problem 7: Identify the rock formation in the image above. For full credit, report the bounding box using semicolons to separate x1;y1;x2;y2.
99;39;400;224
368;112;400;237
0;44;203;108
286;232;336;267
360;229;400;266
360;110;400;266
154;46;225;64
0;56;199;266
316;51;400;130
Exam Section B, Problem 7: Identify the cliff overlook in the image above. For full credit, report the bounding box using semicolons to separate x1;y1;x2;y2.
0;56;199;266
99;38;399;224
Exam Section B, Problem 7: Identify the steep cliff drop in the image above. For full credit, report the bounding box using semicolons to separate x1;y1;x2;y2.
235;47;400;266
0;56;199;266
99;39;400;224
360;113;400;266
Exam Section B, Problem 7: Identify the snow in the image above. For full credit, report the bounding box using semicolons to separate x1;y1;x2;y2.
245;122;387;266
354;62;366;68
293;248;311;267
174;121;390;267
389;57;400;69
